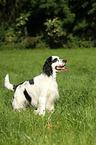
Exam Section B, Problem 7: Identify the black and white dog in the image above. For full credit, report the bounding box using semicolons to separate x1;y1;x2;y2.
5;56;67;116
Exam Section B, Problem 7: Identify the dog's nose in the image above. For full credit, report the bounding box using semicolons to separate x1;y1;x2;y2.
62;60;67;63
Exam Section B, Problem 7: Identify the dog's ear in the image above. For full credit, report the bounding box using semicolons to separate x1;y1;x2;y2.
43;56;53;76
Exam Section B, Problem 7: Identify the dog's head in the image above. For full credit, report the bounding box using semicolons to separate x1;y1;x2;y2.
43;56;67;76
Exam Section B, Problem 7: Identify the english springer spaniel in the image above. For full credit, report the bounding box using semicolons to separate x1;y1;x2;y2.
4;56;67;116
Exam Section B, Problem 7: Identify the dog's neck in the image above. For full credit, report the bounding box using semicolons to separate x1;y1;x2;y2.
52;70;56;80
43;70;56;80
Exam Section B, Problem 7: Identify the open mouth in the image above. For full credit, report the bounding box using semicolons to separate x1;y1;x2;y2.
55;64;67;71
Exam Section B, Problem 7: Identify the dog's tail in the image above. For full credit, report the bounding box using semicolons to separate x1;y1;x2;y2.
4;74;14;91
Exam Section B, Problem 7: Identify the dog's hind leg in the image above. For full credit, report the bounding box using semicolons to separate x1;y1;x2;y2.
12;92;26;110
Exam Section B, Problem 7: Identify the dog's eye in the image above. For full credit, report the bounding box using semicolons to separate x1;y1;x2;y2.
53;58;58;63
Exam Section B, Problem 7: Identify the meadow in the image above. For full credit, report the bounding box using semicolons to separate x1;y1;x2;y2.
0;48;96;145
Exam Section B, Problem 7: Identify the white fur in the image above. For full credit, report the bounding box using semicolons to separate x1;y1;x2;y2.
5;74;14;91
4;56;67;116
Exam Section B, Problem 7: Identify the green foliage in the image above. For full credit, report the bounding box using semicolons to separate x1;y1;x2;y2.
0;37;47;50
0;0;96;48
5;27;18;44
73;19;88;32
24;37;40;49
16;13;30;27
0;49;96;144
66;34;94;48
0;43;26;50
0;24;6;45
16;12;31;37
88;2;96;14
44;18;66;47
3;12;31;45
70;0;96;41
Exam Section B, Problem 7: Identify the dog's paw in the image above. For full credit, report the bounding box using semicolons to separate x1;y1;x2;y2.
34;110;45;116
34;110;39;115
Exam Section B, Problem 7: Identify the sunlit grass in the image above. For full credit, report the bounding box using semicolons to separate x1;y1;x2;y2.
0;48;96;145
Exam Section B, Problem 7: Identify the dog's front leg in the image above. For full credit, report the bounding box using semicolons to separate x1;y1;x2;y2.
34;96;46;116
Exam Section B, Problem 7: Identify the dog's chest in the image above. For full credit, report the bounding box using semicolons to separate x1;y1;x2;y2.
47;78;58;97
49;79;58;90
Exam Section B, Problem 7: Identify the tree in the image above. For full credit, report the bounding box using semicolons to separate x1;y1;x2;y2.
0;0;96;48
69;0;96;40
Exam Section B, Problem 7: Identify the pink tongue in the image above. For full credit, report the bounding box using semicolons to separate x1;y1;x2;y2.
65;68;67;71
57;66;67;71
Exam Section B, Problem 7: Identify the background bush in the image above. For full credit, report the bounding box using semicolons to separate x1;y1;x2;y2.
44;18;66;48
0;0;96;49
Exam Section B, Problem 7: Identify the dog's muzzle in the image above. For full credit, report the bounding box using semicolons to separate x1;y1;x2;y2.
55;60;67;71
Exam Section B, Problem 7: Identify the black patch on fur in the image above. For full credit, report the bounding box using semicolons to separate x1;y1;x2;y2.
62;59;67;63
29;78;34;85
43;56;53;77
24;89;31;103
13;82;23;91
52;58;58;63
13;85;17;91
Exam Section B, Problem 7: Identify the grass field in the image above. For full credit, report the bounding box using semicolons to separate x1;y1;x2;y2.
0;48;96;145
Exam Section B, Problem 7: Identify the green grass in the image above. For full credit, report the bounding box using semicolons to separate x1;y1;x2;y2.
0;48;96;145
